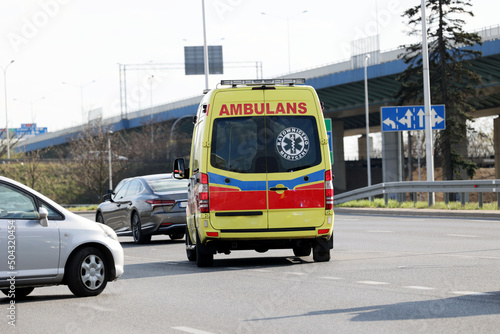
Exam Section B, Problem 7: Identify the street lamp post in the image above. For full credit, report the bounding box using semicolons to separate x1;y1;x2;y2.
148;75;155;159
62;80;96;124
201;0;209;91
261;10;307;73
364;54;372;198
108;131;113;191
2;60;14;160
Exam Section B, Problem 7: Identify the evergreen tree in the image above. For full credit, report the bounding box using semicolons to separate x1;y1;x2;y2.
396;0;483;182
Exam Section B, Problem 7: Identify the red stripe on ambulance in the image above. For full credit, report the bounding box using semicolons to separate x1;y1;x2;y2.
210;187;267;211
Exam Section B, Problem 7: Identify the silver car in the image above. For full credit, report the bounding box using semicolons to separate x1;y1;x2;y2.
96;173;189;244
0;176;124;298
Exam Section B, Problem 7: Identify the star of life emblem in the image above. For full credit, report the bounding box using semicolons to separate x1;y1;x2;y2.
276;127;309;161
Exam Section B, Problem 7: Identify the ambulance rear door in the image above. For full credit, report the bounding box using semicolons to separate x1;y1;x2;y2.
207;88;269;231
263;87;327;230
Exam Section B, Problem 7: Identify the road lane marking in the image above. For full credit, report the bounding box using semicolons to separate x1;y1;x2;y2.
366;230;394;233
76;303;114;312
404;286;435;290
451;291;491;296
446;234;478;238
357;281;389;285
320;276;343;280
173;326;215;334
285;272;307;276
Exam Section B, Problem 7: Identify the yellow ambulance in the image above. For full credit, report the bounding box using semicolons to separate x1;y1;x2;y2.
174;79;334;267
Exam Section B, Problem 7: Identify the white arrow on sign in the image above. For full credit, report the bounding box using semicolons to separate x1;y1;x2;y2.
398;109;413;128
431;108;444;127
383;118;396;129
417;109;425;128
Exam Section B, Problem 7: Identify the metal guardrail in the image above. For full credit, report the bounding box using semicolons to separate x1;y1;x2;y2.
334;180;500;208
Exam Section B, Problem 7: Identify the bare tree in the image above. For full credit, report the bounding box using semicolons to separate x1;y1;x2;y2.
22;149;45;189
68;121;129;202
467;120;494;158
0;129;24;159
123;116;192;175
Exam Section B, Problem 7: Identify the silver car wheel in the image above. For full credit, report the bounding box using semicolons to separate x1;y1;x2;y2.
80;254;105;290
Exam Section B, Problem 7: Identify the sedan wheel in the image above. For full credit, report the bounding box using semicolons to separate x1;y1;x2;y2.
132;213;151;244
67;247;108;297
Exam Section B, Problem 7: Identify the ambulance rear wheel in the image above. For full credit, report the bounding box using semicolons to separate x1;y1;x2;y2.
195;232;214;267
313;243;331;262
186;228;196;262
293;244;312;257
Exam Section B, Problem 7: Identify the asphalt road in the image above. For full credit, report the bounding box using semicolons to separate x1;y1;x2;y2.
2;212;500;333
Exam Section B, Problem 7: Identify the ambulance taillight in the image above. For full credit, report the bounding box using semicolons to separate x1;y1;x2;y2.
325;170;334;210
199;173;210;213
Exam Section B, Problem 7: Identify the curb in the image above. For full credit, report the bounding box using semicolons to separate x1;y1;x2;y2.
334;207;500;219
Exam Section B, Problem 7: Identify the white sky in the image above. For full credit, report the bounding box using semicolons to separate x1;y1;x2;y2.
0;0;498;132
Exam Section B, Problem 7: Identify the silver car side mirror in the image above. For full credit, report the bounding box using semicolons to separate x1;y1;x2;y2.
39;207;49;227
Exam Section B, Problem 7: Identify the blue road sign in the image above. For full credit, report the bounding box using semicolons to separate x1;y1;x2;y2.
381;105;445;132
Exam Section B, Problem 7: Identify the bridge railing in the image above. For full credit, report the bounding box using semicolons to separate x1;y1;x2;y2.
333;180;500;208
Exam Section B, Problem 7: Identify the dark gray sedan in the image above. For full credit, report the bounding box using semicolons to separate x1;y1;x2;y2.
96;174;189;244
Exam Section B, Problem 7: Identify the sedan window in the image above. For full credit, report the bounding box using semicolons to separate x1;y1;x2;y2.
41;201;64;220
113;181;130;200
125;180;144;197
0;183;39;220
148;179;189;193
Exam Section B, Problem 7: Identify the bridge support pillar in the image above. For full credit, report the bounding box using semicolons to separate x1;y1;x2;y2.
332;120;346;192
382;131;402;199
495;116;500;179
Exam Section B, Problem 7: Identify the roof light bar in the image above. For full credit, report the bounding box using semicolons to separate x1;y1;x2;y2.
220;78;306;86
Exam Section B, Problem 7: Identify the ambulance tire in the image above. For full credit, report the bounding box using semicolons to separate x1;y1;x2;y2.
312;243;331;262
195;232;214;267
186;228;196;262
293;244;312;257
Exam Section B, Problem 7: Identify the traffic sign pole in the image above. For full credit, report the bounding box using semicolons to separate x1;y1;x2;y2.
421;0;435;205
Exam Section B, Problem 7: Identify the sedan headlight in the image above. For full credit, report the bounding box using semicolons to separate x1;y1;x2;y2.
97;223;119;241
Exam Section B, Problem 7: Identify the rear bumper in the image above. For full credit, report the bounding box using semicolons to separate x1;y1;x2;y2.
204;234;333;253
156;223;186;234
142;211;186;236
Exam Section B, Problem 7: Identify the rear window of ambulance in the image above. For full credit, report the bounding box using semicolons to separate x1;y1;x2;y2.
210;115;321;173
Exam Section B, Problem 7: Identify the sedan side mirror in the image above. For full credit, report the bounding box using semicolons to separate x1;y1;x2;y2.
39;207;49;227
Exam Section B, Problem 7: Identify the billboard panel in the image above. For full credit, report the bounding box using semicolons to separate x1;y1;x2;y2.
184;45;223;75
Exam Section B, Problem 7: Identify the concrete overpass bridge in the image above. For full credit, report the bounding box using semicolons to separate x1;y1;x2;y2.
16;26;500;192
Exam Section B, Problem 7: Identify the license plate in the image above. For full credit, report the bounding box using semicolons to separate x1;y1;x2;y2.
179;201;187;208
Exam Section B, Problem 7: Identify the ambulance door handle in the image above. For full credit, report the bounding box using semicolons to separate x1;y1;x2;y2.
269;187;288;192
